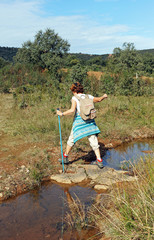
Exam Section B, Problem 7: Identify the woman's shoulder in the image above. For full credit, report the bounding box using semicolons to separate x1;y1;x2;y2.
88;94;94;99
72;96;78;102
72;96;76;100
73;94;94;99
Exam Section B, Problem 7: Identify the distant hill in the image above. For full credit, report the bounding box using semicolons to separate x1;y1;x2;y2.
70;53;109;62
0;47;18;62
138;48;154;55
0;46;154;62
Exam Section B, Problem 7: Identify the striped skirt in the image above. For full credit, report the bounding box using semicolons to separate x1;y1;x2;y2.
73;113;100;143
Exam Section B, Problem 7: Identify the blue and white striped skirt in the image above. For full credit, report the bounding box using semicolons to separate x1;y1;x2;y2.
72;113;100;143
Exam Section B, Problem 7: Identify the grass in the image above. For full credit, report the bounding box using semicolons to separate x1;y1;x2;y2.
0;147;57;200
21;148;54;184
91;156;154;240
0;93;153;145
63;156;154;240
95;95;154;140
64;192;102;239
65;193;88;229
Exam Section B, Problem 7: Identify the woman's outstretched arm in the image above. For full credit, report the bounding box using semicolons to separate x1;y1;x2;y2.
57;99;77;116
93;94;108;103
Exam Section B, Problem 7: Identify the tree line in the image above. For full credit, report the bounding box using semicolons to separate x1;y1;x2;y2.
0;28;153;98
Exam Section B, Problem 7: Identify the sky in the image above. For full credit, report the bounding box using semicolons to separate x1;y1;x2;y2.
0;0;154;54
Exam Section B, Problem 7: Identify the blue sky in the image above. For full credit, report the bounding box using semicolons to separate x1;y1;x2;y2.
0;0;154;54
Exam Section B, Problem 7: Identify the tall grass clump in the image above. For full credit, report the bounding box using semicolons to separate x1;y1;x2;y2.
92;156;154;240
65;193;88;230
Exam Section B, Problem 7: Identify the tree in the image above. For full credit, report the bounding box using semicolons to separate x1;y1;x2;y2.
64;54;80;67
14;29;70;73
142;53;154;75
87;56;106;67
69;64;90;90
0;57;10;69
107;43;143;74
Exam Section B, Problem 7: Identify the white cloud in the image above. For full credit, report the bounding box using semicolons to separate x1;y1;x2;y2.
0;0;153;54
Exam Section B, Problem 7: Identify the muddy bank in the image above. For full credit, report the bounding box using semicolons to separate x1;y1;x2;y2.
0;130;154;201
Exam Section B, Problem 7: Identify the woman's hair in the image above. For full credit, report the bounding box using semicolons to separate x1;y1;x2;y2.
70;82;84;93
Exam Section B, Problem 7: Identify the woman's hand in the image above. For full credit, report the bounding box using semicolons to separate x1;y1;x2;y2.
103;94;108;99
57;110;63;116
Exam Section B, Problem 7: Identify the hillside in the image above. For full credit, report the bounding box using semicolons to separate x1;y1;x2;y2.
70;52;109;62
0;46;154;62
138;48;154;55
0;47;18;62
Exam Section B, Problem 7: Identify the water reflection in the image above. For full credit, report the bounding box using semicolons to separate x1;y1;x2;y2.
0;183;98;240
103;140;154;169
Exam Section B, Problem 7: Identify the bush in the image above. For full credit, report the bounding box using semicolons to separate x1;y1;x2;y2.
69;64;88;84
100;74;116;95
99;71;154;96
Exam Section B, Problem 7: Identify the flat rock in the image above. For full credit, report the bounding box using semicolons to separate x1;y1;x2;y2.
50;173;72;184
95;168;138;187
67;167;87;183
50;164;137;187
83;164;102;180
51;166;87;184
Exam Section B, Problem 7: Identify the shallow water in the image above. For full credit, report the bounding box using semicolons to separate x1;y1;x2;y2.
0;140;153;240
103;139;154;169
0;183;99;240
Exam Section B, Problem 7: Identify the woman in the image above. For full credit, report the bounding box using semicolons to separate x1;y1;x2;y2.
57;82;108;168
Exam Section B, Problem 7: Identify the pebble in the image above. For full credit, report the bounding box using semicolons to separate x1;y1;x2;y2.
21;165;26;169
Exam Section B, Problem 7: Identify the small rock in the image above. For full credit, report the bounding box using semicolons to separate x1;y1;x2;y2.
94;185;109;191
20;165;28;173
45;234;50;238
26;168;29;173
105;143;113;148
21;165;26;169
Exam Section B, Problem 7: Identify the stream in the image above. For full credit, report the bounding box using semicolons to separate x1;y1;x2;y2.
0;139;153;240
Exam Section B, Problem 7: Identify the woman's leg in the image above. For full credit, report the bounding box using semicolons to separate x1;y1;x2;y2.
88;135;103;168
94;148;101;159
65;128;74;155
65;144;72;155
88;134;100;157
59;129;74;164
